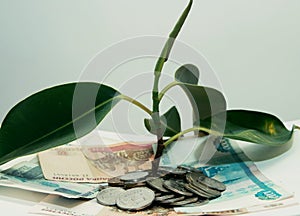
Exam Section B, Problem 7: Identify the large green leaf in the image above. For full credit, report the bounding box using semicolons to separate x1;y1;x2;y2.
201;110;294;145
144;106;181;137
0;82;121;165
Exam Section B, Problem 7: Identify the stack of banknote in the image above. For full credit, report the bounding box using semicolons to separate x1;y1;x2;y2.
0;131;298;215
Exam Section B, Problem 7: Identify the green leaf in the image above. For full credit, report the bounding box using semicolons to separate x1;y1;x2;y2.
0;82;121;165
201;110;294;145
174;64;227;125
144;106;181;137
175;64;199;85
178;84;226;122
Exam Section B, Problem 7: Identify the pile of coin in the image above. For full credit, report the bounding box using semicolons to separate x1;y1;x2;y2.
96;166;226;211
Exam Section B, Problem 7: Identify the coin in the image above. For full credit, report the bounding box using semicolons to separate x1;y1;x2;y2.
96;187;125;206
186;171;226;191
146;177;170;193
124;181;147;189
163;179;193;196
155;194;175;202
191;183;220;199
197;175;226;191
116;187;155;211
191;181;222;197
184;183;213;199
119;170;149;182
159;196;185;204
186;171;206;184
183;199;209;207
159;166;187;178
170;197;198;206
155;192;162;197
108;177;124;187
178;165;204;174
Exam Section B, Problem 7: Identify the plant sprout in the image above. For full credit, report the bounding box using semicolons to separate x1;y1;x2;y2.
0;0;297;175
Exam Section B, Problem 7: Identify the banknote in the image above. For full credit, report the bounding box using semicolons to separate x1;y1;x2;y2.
0;157;100;199
29;135;299;215
29;194;178;216
29;194;299;216
160;137;296;213
28;194;104;216
38;132;215;183
38;142;154;183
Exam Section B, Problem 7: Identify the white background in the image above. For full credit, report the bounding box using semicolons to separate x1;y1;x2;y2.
0;0;300;132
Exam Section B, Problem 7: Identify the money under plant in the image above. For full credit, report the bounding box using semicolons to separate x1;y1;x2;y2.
0;0;297;174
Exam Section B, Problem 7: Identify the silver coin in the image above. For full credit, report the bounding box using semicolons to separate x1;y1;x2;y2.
116;187;155;211
147;177;170;193
186;171;206;184
183;199;209;207
197;175;226;191
189;183;220;199
159;196;185;204
191;180;222;197
187;171;226;191
163;179;193;196
184;183;213;199
155;194;175;202
159;166;187;176
178;165;204;174
108;177;124;187
155;192;162;197
96;187;125;206
170;197;198;206
124;181;147;189
119;170;149;182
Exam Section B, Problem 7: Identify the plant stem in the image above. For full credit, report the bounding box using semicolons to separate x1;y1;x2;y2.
163;127;221;148
119;95;152;116
158;81;178;101
151;0;193;176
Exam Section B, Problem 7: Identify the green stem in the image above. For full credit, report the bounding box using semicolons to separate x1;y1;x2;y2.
152;0;194;111
151;0;193;176
158;81;178;101
295;125;300;130
163;126;221;148
118;95;152;116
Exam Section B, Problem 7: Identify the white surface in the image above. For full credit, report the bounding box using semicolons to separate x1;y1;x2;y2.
1;0;300;132
1;120;300;215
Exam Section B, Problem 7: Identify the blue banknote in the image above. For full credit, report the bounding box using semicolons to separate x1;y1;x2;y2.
0;158;99;199
162;136;291;203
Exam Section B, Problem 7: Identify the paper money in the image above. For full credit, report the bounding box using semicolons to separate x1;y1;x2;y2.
0;157;100;199
29;194;178;216
29;195;299;216
38;142;154;183
160;137;296;213
174;197;299;215
28;194;104;216
29;135;299;216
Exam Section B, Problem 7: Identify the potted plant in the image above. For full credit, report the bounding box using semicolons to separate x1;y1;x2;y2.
0;0;297;177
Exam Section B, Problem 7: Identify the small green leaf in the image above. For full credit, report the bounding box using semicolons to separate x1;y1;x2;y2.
173;64;227;126
178;84;227;122
0;82;121;165
144;106;181;137
201;110;294;145
175;64;199;85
